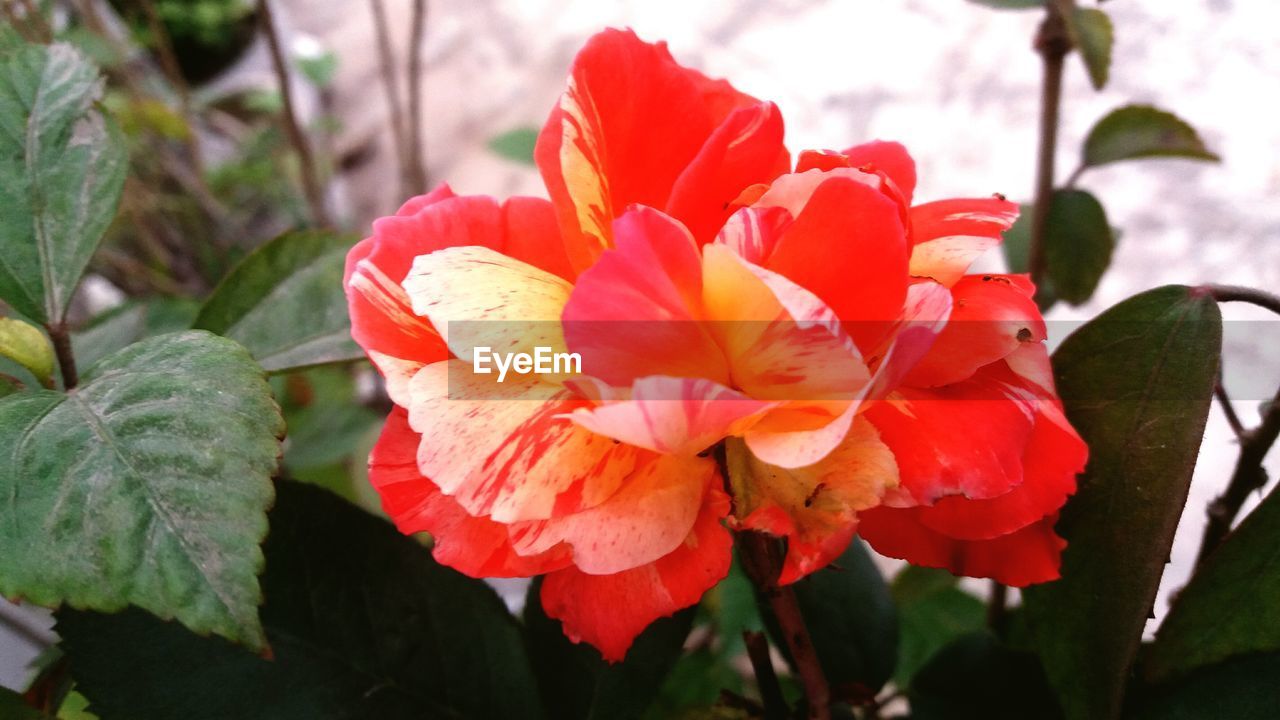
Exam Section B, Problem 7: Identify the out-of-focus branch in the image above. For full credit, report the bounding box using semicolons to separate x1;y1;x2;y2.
743;630;788;720
405;0;429;194
256;0;331;227
136;0;205;178
368;0;411;197
1027;1;1073;302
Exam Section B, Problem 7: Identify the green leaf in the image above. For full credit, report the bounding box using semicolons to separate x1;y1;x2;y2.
762;539;898;702
1129;652;1280;720
524;577;694;720
909;632;1062;719
1001;203;1059;311
71;297;200;370
643;648;744;720
0;331;283;649
1082;105;1220;169
0;317;54;383
194;230;362;373
56;482;543;720
0;41;128;324
273;366;380;471
0;686;54;720
1145;484;1280;681
487;126;539;166
966;0;1044;8
1065;7;1113;90
1023;286;1222;720
1043;189;1114;305
892;566;986;685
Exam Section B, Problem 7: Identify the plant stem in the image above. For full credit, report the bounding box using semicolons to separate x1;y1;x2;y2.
368;0;411;198
987;580;1009;632
47;323;78;390
405;0;429;194
256;0;331;227
738;530;831;720
1194;382;1280;568
743;630;788;720
1027;3;1072;302
137;0;205;179
1203;284;1280;318
1215;377;1247;441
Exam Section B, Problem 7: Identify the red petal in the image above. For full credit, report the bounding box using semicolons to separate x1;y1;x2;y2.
666;102;790;245
535;29;759;273
369;407;571;577
842;140;917;205
540;484;733;661
908;198;1019;286
858;508;1067;587
904;274;1047;387
763;176;909;351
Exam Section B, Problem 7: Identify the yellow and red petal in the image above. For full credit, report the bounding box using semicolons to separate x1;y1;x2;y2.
369;407;572;577
535;28;762;273
540;483;733;661
857;508;1067;587
402;246;573;363
509;453;717;575
904;273;1047;388
908;197;1020;286
564;376;774;457
563;207;730;387
406;361;643;523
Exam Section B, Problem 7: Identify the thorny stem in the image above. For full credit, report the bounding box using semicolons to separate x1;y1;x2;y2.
1027;2;1072;303
47;323;78;389
405;0;429;194
738;530;831;720
1194;382;1280;569
257;0;332;227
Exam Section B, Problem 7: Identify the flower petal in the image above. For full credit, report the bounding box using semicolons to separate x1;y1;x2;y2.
909;198;1019;286
406;361;643;522
666;101;790;244
564;376;774;456
369;406;572;577
563;207;730;387
535;28;757;273
509;453;717;574
402;246;573;363
540;483;733;661
904;274;1046;388
842;140;917;205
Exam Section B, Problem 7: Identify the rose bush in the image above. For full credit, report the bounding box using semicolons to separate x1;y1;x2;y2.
344;28;1087;661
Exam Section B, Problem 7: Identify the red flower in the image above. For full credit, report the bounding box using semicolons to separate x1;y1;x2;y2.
345;28;1086;661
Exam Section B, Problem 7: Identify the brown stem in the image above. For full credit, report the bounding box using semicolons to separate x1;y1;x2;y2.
137;0;206;179
1203;284;1280;318
405;0;429;194
256;0;331;227
1216;378;1247;441
1194;383;1280;568
368;0;411;197
1027;3;1072;302
18;0;52;42
47;323;78;389
743;630;789;720
987;580;1009;632
738;530;831;720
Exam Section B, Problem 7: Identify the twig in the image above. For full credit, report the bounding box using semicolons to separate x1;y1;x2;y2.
46;323;78;389
17;0;52;42
256;0;331;227
987;580;1009;632
744;631;789;720
1194;383;1280;568
1216;378;1247;441
1026;2;1072;303
738;530;831;720
405;0;429;194
368;0;411;196
1203;284;1280;318
136;0;205;178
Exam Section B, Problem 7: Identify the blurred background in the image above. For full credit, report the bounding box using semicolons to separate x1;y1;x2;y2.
3;0;1278;699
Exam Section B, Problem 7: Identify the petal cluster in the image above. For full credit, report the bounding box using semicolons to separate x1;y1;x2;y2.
345;28;1086;661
